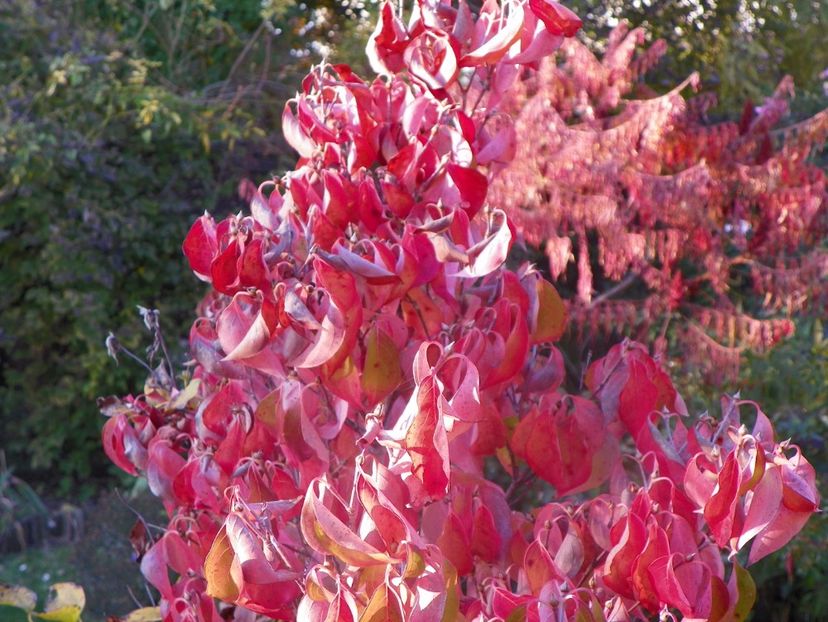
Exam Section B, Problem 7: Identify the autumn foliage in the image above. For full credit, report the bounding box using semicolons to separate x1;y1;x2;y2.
491;24;828;379
101;2;819;621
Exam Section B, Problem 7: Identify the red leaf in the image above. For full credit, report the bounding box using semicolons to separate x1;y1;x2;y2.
471;504;502;563
182;214;217;280
528;0;582;37
603;512;646;599
704;452;741;547
483;300;529;388
238;238;270;292
437;511;473;576
512;397;603;495
737;463;782;551
747;501;813;565
446;163;488;219
648;553;712;618
211;238;241;294
101;414;144;476
405;375;450;500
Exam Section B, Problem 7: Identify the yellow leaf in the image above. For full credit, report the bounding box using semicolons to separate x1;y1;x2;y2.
506;606;527;622
305;577;328;603
30;582;85;622
122;607;162;622
441;560;461;622
732;563;756;622
0;584;36;611
532;278;567;343
495;445;515;477
402;544;426;580
45;583;84;614
362;326;402;406
254;389;280;429
359;584;403;622
204;525;240;602
34;607;82;622
169;379;200;410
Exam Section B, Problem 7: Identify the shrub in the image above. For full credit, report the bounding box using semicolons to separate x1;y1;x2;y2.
569;0;828;113
101;1;819;620
490;24;827;380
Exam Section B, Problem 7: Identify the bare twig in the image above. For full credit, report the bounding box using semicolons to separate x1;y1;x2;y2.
590;273;638;308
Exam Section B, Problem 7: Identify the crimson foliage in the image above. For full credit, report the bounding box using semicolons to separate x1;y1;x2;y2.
101;2;819;621
491;24;828;379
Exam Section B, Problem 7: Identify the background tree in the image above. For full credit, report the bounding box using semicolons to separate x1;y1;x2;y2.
569;0;828;113
0;0;372;492
491;24;828;382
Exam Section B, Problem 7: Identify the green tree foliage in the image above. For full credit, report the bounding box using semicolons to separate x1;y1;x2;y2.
0;0;370;492
571;0;828;112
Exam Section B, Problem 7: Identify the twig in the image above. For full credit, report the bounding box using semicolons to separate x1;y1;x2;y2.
404;293;432;339
506;467;536;505
222;21;266;97
589;273;638;308
126;586;144;609
115;489;166;535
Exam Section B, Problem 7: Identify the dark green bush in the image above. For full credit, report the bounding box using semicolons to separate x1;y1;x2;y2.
0;0;368;493
571;0;828;113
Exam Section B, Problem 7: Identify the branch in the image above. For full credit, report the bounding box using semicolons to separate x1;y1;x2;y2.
589;272;638;308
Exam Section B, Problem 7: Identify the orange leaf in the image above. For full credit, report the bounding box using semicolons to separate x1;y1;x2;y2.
204;526;239;602
532;278;567;343
362;326;403;406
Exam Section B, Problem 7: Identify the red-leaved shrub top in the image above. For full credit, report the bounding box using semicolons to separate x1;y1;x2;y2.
490;24;828;379
101;2;819;621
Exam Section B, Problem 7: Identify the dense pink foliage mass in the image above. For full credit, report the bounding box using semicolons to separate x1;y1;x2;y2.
101;2;819;621
490;26;828;378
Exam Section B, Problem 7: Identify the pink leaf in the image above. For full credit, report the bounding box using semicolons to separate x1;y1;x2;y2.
462;3;525;66
703;452;741;547
405;30;458;90
737;463;782;550
300;478;394;566
528;0;582;37
291;298;346;369
455;210;512;278
283;100;316;158
217;293;269;360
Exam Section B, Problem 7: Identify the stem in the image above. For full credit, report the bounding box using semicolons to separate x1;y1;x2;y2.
119;344;158;378
589;272;638;308
405;293;432;339
506;467;536;505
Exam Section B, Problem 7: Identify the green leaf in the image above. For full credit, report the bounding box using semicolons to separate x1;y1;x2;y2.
733;563;757;622
0;604;31;622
